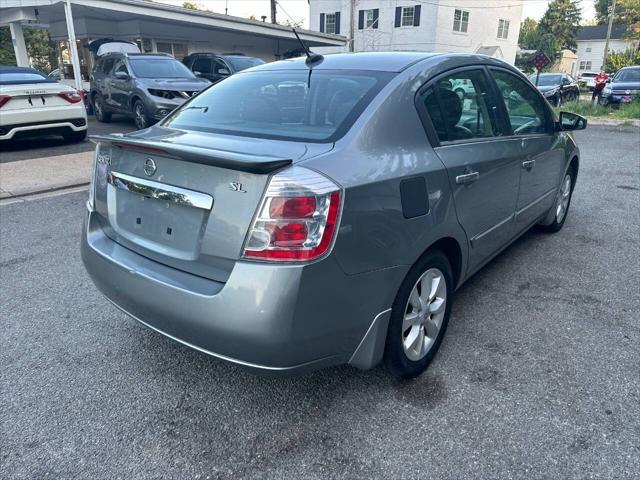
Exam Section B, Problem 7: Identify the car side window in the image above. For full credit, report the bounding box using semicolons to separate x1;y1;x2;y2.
192;57;212;74
212;59;230;75
490;69;549;135
113;59;129;75
102;58;115;74
420;69;501;143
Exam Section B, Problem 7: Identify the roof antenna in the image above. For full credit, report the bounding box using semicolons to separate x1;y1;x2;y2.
292;28;324;68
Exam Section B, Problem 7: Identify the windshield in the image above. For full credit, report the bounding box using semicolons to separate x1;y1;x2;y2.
530;74;561;86
164;70;392;142
225;56;265;72
614;69;640;83
0;70;54;85
129;58;195;79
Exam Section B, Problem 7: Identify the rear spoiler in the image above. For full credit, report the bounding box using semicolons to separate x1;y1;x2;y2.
90;134;292;174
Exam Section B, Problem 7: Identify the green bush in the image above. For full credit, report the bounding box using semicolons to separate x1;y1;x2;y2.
557;99;640;119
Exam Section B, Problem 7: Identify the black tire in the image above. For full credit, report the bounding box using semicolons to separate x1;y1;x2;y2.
93;94;111;123
133;99;150;130
63;129;87;143
540;166;576;233
384;250;454;379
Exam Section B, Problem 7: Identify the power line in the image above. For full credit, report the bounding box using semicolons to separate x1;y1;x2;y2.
411;0;549;9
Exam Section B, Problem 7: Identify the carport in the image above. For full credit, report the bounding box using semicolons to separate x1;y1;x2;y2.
1;0;346;91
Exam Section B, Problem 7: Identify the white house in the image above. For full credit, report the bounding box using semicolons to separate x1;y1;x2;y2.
309;0;523;64
576;24;638;73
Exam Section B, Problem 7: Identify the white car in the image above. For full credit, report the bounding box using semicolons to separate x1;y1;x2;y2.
0;66;88;142
578;71;598;91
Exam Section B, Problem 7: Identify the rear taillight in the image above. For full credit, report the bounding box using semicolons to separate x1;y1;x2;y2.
0;95;11;108
243;167;342;262
58;90;83;103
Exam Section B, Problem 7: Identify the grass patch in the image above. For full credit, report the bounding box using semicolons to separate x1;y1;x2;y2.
556;99;640;120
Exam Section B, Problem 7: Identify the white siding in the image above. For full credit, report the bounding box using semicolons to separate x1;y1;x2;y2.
576;39;637;73
309;0;522;63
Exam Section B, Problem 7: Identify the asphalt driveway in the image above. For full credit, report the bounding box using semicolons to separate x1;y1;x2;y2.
1;126;638;479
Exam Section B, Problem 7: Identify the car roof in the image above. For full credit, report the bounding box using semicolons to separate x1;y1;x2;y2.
0;66;44;74
251;52;440;72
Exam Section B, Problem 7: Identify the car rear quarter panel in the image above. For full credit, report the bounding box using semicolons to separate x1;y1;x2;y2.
303;60;469;296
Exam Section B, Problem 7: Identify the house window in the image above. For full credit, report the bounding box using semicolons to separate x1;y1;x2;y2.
453;9;469;33
402;6;415;26
586;47;592;52
366;9;375;28
497;19;510;39
325;13;337;34
579;61;593;70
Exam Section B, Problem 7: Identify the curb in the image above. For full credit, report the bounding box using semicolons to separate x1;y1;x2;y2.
586;118;640;127
1;182;89;201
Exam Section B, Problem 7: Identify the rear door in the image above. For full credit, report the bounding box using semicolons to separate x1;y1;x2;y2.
489;68;564;232
109;59;132;111
417;67;520;271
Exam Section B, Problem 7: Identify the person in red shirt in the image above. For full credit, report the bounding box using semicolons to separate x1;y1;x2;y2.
592;71;608;102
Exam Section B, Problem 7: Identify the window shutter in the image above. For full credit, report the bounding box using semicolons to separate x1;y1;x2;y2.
335;12;341;34
358;10;364;30
319;13;325;33
373;9;379;29
395;7;402;27
413;5;421;26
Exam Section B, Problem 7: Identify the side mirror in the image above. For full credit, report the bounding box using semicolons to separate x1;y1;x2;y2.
114;71;129;80
558;111;587;131
606;78;612;83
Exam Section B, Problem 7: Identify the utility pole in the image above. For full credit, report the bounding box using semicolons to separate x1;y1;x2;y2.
602;0;617;71
349;0;356;52
270;0;277;24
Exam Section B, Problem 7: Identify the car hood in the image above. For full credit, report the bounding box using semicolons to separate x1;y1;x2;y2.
120;125;334;163
610;81;640;90
536;85;559;92
137;77;210;90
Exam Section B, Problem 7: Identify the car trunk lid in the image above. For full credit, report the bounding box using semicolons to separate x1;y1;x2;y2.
91;127;333;282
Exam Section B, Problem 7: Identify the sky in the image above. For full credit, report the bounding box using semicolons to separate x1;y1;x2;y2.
160;1;597;27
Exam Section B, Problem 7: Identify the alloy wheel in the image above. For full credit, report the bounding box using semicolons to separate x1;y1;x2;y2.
134;103;147;129
402;268;447;361
555;174;572;223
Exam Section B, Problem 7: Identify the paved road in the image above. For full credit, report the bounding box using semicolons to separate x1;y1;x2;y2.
1;126;639;479
0;116;137;163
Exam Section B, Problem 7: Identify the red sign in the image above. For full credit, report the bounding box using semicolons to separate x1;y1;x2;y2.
532;51;551;70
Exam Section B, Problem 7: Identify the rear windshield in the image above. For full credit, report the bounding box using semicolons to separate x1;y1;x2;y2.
0;70;54;85
164;69;392;142
129;58;195;79
225;56;265;72
614;69;640;83
530;74;561;86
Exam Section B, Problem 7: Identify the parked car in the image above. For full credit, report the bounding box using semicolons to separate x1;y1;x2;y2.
529;73;580;106
600;66;640;106
89;52;210;129
578;71;598;91
0;66;87;142
182;53;265;84
82;53;586;379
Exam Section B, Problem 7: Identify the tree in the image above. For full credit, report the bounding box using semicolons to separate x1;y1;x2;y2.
595;0;614;24
617;0;640;40
0;26;54;72
518;17;539;49
605;46;640;70
538;0;582;50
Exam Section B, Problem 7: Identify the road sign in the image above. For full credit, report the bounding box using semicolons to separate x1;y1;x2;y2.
532;51;551;70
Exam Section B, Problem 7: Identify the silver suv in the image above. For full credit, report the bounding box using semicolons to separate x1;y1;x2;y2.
82;52;586;378
89;53;210;129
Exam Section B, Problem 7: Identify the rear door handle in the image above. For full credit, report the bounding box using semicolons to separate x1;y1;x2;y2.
456;172;479;185
522;159;536;170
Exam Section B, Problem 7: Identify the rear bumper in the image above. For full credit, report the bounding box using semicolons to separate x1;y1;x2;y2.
0;106;87;140
81;208;403;374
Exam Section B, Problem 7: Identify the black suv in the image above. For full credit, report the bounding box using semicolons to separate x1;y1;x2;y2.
529;73;580;106
601;66;640;105
182;53;265;84
89;53;210;129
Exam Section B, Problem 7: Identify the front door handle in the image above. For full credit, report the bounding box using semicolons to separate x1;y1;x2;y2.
456;171;479;185
522;159;536;170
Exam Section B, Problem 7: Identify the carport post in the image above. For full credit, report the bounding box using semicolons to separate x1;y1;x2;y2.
63;0;83;92
9;22;29;67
